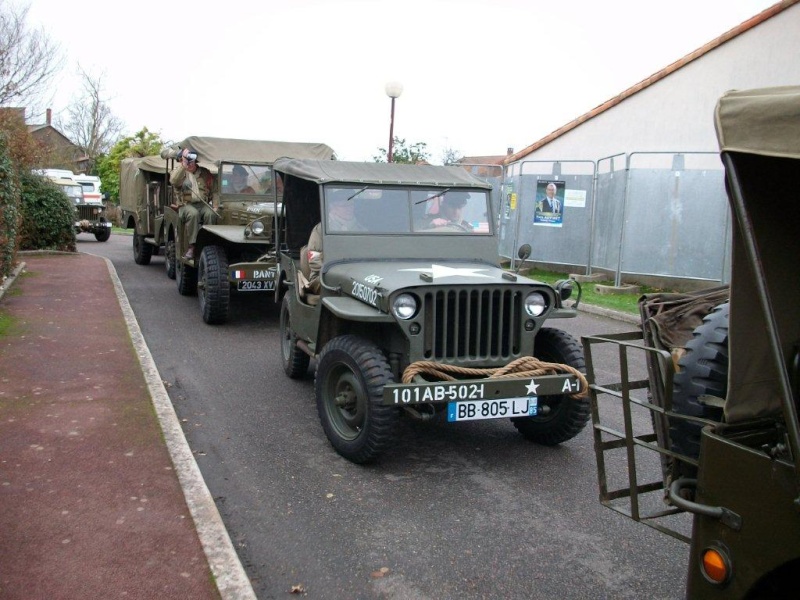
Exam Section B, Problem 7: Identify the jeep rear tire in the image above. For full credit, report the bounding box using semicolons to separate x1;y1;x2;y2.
670;302;729;462
165;239;176;279
315;335;399;463
95;226;111;242
133;233;153;265
512;328;590;445
176;257;197;296
280;295;310;378
198;245;230;324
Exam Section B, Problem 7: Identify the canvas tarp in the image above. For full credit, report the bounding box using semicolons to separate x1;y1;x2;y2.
714;85;800;160
714;86;800;424
175;137;335;174
273;158;493;189
119;156;169;211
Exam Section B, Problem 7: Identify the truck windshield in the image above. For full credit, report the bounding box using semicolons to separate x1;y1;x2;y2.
220;163;273;196
323;186;492;235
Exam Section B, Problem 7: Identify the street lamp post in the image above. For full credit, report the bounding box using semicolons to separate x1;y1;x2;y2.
385;81;403;163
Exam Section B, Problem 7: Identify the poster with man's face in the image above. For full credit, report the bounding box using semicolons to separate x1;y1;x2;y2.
534;180;564;227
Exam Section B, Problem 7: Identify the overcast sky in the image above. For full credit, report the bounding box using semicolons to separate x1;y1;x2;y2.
25;0;776;163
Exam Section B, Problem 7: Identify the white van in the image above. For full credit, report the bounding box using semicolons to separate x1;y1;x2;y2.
35;169;103;204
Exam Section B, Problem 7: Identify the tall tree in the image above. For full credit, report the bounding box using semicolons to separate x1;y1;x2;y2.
96;127;164;203
373;137;430;164
0;1;63;108
59;68;124;174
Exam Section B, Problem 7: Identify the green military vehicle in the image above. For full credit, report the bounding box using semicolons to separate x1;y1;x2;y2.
119;136;334;324
50;176;112;242
273;159;589;463
583;86;800;597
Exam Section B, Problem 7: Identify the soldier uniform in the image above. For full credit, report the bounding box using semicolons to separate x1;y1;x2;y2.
170;153;219;259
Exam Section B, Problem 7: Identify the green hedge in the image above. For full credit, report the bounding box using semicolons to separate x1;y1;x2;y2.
17;173;76;252
0;134;19;279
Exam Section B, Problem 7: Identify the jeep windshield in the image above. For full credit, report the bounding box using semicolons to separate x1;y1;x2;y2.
220;163;273;196
57;183;84;203
323;186;491;234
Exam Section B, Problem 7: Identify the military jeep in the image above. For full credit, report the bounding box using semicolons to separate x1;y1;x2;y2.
273;159;590;463
119;136;334;324
50;176;111;242
583;86;800;598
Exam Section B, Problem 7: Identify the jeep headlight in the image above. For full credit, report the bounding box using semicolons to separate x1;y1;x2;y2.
392;294;418;320
524;292;547;316
251;220;265;235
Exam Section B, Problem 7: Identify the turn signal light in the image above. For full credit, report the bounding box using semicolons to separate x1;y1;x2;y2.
701;547;730;584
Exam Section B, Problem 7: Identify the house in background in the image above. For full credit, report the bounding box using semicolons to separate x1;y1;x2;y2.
26;108;87;172
0;106;84;171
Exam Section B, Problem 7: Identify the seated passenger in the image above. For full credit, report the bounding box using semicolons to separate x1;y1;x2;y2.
301;193;363;295
230;165;255;194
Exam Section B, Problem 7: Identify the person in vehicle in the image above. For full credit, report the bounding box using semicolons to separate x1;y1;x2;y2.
301;192;362;296
425;195;473;230
230;165;255;194
170;148;219;260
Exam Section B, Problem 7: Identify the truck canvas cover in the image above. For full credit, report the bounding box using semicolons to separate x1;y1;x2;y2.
714;85;800;423
177;137;335;174
120;155;169;213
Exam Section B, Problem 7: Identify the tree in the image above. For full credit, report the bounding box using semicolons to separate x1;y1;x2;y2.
96;127;164;203
440;146;464;166
0;1;64;108
373;137;430;164
59;68;124;174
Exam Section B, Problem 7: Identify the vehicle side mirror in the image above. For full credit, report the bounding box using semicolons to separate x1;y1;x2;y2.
515;244;532;275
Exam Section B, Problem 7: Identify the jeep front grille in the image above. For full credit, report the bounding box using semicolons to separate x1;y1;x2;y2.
422;288;522;360
75;205;101;220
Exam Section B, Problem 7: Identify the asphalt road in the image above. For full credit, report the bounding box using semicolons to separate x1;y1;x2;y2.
83;233;689;600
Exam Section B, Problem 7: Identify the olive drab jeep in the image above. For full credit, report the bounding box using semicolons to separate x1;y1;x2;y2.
582;86;800;598
49;176;112;242
273;159;590;464
119;136;334;324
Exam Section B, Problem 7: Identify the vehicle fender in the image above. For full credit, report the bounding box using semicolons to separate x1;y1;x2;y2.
320;296;393;323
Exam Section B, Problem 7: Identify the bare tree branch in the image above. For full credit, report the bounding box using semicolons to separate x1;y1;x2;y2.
0;1;63;107
59;67;125;173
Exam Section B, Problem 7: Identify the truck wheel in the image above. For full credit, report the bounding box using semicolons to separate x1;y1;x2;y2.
198;245;230;324
176;257;197;296
670;303;728;462
280;295;309;378
512;328;590;445
133;233;153;265
315;335;399;463
165;240;176;279
95;227;111;242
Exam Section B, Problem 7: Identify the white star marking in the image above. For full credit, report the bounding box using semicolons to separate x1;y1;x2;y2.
525;379;540;395
399;264;493;280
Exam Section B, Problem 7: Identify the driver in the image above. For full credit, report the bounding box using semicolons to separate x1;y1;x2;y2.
428;195;473;230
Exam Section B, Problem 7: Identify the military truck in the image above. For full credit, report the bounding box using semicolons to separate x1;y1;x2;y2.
582;86;800;597
273;159;589;463
119;136;334;324
50;176;111;242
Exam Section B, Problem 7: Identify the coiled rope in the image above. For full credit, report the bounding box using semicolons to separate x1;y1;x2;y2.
401;356;588;398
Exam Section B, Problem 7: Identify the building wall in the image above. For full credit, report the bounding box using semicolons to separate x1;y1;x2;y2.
510;3;800;163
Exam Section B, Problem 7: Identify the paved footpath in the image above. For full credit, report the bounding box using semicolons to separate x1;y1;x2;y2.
0;253;256;600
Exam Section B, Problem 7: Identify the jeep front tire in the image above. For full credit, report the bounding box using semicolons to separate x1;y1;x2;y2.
315;335;399;463
512;328;590;445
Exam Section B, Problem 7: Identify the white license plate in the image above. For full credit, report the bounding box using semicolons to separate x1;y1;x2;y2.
447;397;537;422
237;280;274;291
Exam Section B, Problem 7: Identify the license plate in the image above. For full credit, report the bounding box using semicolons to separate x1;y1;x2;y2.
447;397;537;422
237;280;274;291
